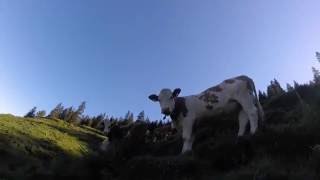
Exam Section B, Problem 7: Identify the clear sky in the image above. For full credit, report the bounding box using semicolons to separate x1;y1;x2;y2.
0;0;320;120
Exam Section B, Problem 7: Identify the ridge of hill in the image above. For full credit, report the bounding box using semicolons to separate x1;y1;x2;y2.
0;114;106;179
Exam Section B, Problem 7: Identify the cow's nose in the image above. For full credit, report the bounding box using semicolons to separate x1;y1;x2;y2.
162;108;171;115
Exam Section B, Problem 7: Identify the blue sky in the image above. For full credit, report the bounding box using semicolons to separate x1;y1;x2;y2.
0;0;319;120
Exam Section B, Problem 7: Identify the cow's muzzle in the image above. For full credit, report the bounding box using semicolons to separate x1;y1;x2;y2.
162;108;171;115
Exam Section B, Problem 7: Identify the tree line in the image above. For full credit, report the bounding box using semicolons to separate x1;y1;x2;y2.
24;101;153;130
25;52;320;131
258;52;320;103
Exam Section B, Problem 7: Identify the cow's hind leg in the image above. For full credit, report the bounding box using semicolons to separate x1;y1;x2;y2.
238;110;249;136
237;96;259;135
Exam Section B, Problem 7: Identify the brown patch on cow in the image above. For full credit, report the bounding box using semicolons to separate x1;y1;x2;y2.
224;79;235;84
199;91;219;104
208;85;223;92
235;75;254;92
210;94;219;103
170;97;188;121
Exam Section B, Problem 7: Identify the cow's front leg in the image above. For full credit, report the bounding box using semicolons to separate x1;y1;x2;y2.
181;116;195;154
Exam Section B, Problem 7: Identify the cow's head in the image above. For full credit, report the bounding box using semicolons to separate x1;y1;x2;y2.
149;88;181;115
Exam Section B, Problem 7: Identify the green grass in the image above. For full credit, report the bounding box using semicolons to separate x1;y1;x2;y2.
0;114;106;178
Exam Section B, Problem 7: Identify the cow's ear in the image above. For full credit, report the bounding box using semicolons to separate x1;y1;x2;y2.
149;94;159;102
172;88;181;98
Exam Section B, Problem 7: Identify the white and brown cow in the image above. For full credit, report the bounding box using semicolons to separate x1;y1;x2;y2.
149;75;264;154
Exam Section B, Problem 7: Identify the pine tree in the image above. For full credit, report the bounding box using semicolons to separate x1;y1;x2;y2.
129;112;134;122
69;101;86;124
90;113;106;128
267;80;275;97
36;110;46;118
267;79;285;97
118;117;124;121
309;80;315;86
125;111;130;120
96;114;108;129
137;111;145;121
80;115;90;126
258;90;267;101
60;108;68;120
88;116;95;127
312;67;320;84
294;81;300;89
48;103;64;119
286;83;294;92
77;101;86;115
96;113;106;122
124;111;134;121
316;52;320;62
145;116;151;123
273;79;285;94
24;107;37;118
62;107;74;122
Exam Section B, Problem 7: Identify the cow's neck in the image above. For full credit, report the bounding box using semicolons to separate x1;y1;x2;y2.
170;97;188;121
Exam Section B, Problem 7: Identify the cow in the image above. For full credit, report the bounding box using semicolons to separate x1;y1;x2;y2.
148;75;264;154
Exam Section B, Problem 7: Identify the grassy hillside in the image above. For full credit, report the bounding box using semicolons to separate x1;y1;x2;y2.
96;84;320;180
2;84;320;180
0;114;106;179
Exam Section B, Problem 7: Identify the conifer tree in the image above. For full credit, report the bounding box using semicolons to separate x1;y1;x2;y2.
137;111;145;121
36;110;46;118
312;67;320;84
258;90;267;102
69;101;86;124
24;107;37;118
286;83;294;92
124;111;134;121
316;51;320;62
48;103;64;119
267;79;285;97
294;81;300;89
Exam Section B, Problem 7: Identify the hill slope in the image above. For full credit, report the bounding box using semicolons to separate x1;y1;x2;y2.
0;114;106;179
2;84;320;180
96;84;320;180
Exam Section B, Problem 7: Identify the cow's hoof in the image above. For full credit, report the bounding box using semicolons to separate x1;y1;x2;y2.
236;135;250;145
181;150;193;156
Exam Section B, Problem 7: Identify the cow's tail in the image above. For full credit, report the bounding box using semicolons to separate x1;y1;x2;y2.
249;79;265;123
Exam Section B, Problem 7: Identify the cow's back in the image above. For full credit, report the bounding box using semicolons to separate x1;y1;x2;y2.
200;76;250;101
191;76;252;117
